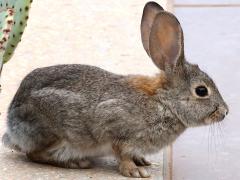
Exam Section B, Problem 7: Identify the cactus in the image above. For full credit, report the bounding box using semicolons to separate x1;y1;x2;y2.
0;0;32;76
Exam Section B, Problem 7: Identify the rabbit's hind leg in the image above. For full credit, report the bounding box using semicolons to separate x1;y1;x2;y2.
26;141;92;169
5;104;59;153
27;152;92;169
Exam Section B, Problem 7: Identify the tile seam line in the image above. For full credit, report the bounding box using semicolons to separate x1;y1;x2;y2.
163;146;173;180
175;4;240;8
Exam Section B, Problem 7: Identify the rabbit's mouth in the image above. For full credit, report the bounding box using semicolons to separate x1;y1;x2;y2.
204;106;226;125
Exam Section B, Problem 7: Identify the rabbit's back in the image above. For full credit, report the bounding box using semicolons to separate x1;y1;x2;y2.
10;64;123;108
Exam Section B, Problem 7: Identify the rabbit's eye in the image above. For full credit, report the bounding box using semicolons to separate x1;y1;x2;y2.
195;86;208;97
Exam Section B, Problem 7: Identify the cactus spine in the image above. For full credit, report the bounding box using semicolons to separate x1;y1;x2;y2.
0;0;32;77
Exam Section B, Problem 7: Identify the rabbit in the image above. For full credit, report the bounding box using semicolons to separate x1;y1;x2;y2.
2;1;228;178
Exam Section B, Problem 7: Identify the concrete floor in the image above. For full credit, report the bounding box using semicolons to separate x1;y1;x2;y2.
0;144;164;180
173;3;240;180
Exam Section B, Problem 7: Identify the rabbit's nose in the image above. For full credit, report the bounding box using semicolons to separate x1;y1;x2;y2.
225;109;229;116
224;103;229;116
219;105;229;117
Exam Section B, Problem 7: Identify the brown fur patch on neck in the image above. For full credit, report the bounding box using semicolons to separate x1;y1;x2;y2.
128;73;167;95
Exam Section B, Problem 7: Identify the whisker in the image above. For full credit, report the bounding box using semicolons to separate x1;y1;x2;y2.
207;125;211;161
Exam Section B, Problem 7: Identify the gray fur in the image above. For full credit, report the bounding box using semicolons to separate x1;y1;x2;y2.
2;1;228;178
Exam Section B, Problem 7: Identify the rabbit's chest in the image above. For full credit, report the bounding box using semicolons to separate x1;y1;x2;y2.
145;103;186;152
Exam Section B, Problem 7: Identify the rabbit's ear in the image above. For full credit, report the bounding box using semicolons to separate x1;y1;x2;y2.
149;11;185;71
141;2;164;56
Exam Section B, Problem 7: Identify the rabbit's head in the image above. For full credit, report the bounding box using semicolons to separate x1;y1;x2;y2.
141;2;228;127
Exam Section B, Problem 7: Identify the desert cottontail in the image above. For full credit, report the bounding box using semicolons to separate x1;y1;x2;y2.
2;1;228;178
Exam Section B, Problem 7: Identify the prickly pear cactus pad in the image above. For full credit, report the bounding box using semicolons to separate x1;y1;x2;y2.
0;0;32;67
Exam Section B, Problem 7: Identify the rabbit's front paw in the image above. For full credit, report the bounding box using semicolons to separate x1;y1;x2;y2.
133;156;151;166
119;160;150;178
